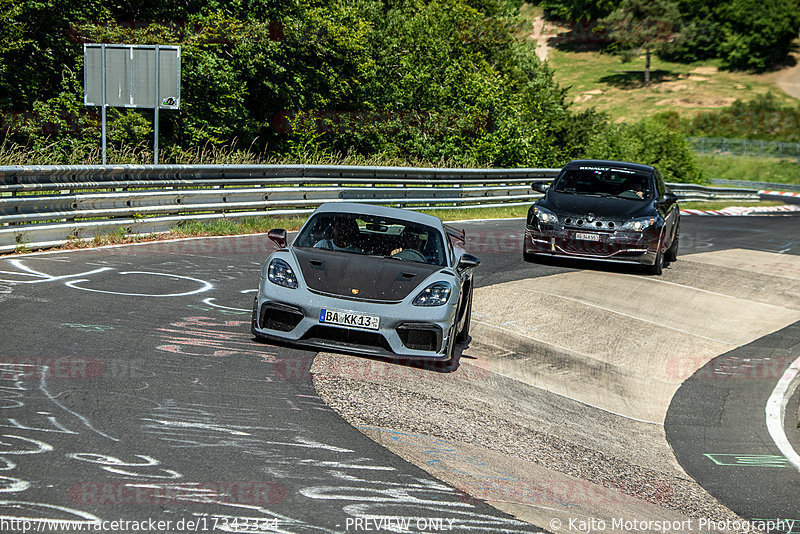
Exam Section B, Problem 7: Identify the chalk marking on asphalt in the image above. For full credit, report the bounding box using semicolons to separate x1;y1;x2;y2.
519;288;735;345
201;297;250;312
64;271;214;297
765;354;800;474
2;260;113;283
472;320;661;426
39;368;119;442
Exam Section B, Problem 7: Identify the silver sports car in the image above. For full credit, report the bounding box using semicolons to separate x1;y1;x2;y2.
251;203;480;366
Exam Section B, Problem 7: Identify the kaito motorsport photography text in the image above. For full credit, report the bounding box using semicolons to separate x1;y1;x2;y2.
555;517;796;533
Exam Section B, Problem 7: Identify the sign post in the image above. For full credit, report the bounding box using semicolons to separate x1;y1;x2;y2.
84;44;180;165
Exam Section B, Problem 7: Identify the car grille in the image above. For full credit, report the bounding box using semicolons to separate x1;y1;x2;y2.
397;323;442;352
563;218;617;230
260;303;304;332
302;325;393;352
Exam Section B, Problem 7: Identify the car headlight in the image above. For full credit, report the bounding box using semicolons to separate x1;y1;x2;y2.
268;258;298;289
412;282;451;307
621;217;657;231
534;206;558;225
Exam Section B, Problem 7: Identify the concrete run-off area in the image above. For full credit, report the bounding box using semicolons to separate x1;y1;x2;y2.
313;248;800;533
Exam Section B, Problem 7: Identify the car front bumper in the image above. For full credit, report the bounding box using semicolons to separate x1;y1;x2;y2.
251;287;458;360
523;225;659;265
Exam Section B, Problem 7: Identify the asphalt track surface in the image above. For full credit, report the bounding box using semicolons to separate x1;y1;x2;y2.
661;217;800;534
0;214;797;533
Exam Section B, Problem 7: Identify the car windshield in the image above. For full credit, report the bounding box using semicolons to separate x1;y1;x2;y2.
293;212;447;266
551;168;653;200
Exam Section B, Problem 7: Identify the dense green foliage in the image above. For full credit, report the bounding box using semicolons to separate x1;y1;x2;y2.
0;0;700;182
541;0;800;71
540;0;619;22
587;118;703;183
657;93;800;143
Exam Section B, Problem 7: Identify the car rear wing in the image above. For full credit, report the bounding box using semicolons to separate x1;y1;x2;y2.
444;225;466;245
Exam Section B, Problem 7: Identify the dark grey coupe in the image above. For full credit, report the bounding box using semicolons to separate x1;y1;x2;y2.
524;159;680;275
252;203;480;366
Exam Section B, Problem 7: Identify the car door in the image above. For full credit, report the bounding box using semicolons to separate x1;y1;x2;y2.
654;170;678;245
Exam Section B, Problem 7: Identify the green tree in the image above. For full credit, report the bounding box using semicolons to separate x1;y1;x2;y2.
718;0;800;70
586;118;703;183
599;0;682;86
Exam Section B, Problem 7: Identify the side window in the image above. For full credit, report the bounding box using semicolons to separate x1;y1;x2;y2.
654;171;665;198
446;234;456;266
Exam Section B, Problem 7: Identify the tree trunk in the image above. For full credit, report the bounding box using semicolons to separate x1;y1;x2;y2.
645;48;651;86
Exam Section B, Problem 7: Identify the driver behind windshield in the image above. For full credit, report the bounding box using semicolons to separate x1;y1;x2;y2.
554;169;651;199
314;216;361;252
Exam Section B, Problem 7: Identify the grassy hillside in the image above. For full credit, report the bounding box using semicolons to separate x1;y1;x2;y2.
521;4;800;122
695;155;800;185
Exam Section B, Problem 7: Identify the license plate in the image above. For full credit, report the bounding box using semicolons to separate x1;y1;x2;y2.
319;309;380;330
574;232;601;241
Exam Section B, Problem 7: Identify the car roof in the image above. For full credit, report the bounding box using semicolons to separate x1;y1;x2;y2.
312;202;445;229
564;159;655;174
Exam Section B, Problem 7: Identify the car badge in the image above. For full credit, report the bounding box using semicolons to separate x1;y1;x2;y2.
351;288;359;295
587;213;595;223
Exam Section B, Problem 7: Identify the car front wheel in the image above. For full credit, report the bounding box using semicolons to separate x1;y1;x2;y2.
665;227;679;263
646;246;664;275
456;287;472;344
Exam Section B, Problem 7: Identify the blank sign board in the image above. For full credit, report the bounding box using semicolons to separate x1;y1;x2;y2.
84;44;180;109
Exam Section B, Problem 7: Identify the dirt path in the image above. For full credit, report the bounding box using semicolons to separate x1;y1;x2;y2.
530;16;549;62
776;54;800;100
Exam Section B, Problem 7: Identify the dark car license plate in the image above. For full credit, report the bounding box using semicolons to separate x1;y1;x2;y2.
574;232;601;241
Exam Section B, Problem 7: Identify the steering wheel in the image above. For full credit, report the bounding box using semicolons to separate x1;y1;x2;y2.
392;249;427;262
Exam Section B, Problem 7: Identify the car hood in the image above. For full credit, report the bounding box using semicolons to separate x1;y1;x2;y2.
293;248;442;302
544;192;654;219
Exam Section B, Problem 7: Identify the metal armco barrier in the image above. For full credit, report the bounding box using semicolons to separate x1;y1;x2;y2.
0;164;760;253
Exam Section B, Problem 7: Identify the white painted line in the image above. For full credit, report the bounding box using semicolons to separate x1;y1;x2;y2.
622;271;798;310
765;355;800;474
446;216;526;223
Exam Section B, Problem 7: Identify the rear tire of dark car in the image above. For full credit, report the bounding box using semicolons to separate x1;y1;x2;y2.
646;246;664;275
665;228;679;263
523;251;537;263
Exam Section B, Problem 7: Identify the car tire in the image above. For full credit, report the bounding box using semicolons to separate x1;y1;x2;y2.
665;227;679;263
456;288;472;344
646;246;664;275
251;297;268;341
440;324;459;371
523;251;537;263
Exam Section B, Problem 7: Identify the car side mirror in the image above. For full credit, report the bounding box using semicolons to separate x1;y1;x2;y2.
457;254;481;270
531;182;549;194
268;228;287;248
660;192;679;204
